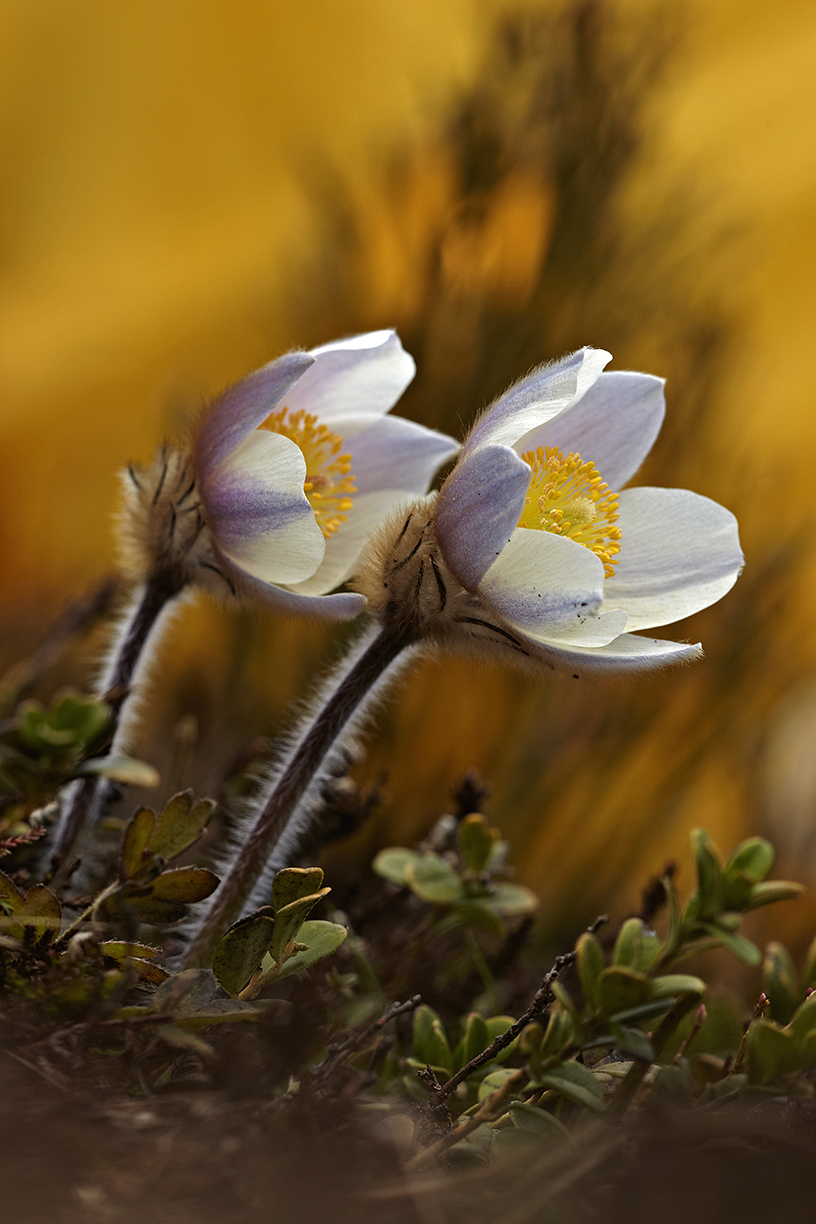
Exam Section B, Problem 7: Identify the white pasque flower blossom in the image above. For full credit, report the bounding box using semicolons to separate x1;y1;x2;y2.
362;346;743;672
125;330;458;619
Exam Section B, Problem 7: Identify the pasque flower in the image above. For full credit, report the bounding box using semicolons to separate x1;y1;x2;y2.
183;345;743;965
50;331;455;878
124;330;458;619
360;346;743;672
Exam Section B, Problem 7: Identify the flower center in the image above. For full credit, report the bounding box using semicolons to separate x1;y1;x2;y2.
261;407;356;538
518;446;622;578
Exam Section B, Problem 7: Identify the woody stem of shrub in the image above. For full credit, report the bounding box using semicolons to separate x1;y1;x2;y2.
182;621;418;969
48;569;187;881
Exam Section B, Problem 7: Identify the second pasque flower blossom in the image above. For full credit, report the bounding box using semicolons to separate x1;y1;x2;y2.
359;346;742;672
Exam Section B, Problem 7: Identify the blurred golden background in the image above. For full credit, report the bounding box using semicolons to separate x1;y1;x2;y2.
3;0;816;959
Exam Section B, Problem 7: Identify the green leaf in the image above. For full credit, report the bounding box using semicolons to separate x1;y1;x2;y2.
786;991;816;1045
451;901;504;936
745;881;806;910
763;942;799;1025
413;1005;453;1075
272;866;325;911
455;1012;489;1071
576;932;605;1013
274;920;348;979
608;997;685;1026
692;828;723;918
78;756;160;788
477;1066;520;1102
0;869;25;914
483;882;539;917
534;1059;606;1113
404;853;464;904
724;837;774;884
211;909;276;997
20;883;62;945
746;1019;798;1084
267;889;330;967
484;1016;518;1064
650;974;706;999
99;940;161;962
458;814;496;874
698;922;761;966
608;1023;654;1062
148;790;214;862
148;867;219;903
597;966;651;1015
371;846;422;886
804;935;816;990
121;807;157;879
507;1101;568;1139
52;692;110;745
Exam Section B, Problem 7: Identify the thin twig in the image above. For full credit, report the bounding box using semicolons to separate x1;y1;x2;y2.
427;914;609;1109
408;1067;528;1168
307;994;423;1093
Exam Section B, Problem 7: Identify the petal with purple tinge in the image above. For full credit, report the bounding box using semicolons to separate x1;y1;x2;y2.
346;415;458;497
283;331;416;423
465;348;611;454
195;351;314;476
524;632;704;675
216;549;366;621
205;431;325;585
518;371;665;491
290;490;408;596
603;487;743;631
435;445;531;590
479;529;607;639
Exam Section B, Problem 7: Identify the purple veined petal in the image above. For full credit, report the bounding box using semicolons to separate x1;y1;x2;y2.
464;347;611;455
289;490;408;597
603;487;744;631
282;330;416;423
194;351;314;477
521;631;704;675
204;430;325;585
214;547;367;621
435;444;532;591
478;528;606;639
517;371;666;491
343;415;459;497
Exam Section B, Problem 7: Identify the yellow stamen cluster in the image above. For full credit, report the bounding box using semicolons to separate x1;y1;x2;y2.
262;407;356;539
518;446;622;577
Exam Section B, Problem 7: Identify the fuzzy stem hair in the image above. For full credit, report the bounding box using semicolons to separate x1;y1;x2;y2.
182;619;420;968
47;571;187;879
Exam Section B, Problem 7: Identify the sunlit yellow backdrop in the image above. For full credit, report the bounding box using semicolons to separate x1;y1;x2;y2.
3;0;816;955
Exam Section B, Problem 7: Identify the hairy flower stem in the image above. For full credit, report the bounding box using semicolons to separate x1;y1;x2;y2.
48;569;186;880
183;622;417;969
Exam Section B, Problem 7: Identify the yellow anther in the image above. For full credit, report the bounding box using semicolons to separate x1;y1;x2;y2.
517;445;622;578
261;406;356;539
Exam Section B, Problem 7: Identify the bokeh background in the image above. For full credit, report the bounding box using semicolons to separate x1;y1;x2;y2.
3;0;816;964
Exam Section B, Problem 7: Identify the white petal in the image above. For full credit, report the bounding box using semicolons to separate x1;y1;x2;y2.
521;632;704;675
289;490;406;596
465;347;611;454
205;430;325;585
195;352;314;477
215;548;366;620
518;371;665;491
434;445;531;590
527;606;628;647
282;330;415;422
346;415;458;496
479;529;607;639
603;487;743;631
